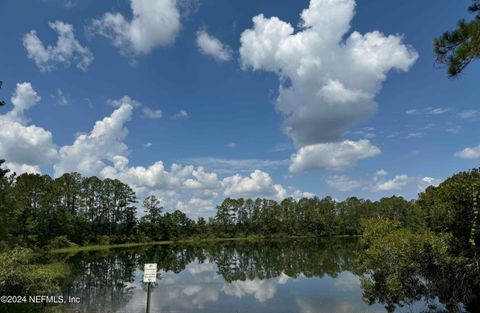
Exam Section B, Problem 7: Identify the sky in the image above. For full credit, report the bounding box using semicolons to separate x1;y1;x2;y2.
0;0;479;218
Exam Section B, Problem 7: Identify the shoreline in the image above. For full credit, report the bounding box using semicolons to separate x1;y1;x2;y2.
49;235;358;254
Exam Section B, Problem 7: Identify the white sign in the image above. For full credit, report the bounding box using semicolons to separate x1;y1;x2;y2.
143;263;157;283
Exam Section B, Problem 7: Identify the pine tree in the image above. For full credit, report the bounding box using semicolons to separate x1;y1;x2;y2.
0;160;13;242
434;1;480;76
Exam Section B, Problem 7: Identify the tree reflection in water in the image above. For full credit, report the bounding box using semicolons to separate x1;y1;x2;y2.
60;250;138;312
57;238;362;312
52;238;479;313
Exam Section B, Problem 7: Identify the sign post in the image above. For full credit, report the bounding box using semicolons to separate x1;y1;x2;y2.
144;263;157;313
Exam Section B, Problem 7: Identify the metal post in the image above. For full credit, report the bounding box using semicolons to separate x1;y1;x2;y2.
146;282;151;313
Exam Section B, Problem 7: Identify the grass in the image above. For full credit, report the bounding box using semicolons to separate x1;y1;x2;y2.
48;235;330;254
49;237;260;254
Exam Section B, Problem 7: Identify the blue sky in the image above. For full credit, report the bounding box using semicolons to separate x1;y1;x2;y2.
0;0;479;217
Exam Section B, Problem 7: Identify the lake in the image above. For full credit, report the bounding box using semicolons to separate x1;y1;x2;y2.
49;238;435;313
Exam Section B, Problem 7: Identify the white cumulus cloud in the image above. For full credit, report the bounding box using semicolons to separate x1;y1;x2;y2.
454;145;480;159
0;83;58;173
373;174;409;192
239;0;418;146
89;0;181;56
4;82;41;123
196;30;232;62
222;170;287;200
289;140;380;172
23;21;93;72
54;97;134;176
142;107;163;119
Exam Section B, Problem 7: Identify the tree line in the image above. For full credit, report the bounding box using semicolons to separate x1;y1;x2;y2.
1;159;421;249
209;195;420;238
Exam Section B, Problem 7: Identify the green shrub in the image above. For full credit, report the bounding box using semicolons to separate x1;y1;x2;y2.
417;168;480;252
97;235;111;245
45;236;78;250
0;247;69;295
135;233;151;243
358;218;470;312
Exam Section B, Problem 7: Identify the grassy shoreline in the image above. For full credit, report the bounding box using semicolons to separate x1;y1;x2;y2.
50;237;252;254
49;235;356;254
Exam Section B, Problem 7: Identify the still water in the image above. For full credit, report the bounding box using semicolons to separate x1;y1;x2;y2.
55;239;427;313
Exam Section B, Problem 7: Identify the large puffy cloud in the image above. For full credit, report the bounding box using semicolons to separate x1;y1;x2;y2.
196;30;232;62
289;140;380;172
0;122;57;167
89;0;181;56
240;0;417;146
240;0;417;173
101;161;197;193
0;83;58;173
23;21;93;72
54;97;134;176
